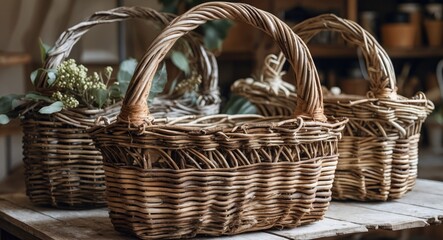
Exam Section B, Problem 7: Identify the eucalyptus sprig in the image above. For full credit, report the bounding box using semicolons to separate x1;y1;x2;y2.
222;94;257;115
50;59;111;108
0;41;168;125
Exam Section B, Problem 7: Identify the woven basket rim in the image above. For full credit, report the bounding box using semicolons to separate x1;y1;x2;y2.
103;159;322;172
91;114;348;133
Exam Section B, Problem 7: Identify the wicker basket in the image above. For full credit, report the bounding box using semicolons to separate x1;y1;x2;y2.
23;6;219;209
90;2;347;239
232;14;434;201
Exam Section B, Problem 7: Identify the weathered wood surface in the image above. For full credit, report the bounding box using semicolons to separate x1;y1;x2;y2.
414;179;443;195
351;201;443;224
268;218;367;240
0;179;442;240
0;193;131;240
326;202;428;231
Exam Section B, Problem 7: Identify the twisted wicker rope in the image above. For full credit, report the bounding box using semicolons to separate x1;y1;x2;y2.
120;2;326;123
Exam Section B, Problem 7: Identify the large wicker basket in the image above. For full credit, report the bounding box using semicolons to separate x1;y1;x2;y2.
232;14;434;201
90;2;347;239
23;6;219;209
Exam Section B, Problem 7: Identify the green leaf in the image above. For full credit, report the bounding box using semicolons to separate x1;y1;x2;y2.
39;101;64;114
47;71;57;86
90;88;108;108
149;63;168;101
117;58;137;95
30;69;39;86
223;96;244;114
222;95;257;114
171;51;190;76
237;101;257;114
206;20;233;39
39;39;51;63
0;114;10;124
118;81;129;97
117;58;137;83
11;99;26;109
25;93;51;102
203;27;223;51
108;84;122;99
0;94;20;114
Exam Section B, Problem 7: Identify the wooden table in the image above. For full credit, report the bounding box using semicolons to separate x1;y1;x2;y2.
0;179;442;240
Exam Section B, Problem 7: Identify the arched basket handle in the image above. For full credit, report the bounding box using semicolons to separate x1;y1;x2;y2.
36;6;216;94
289;14;397;99
120;1;326;124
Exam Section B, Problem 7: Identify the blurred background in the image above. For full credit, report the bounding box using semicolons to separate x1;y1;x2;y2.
0;0;442;238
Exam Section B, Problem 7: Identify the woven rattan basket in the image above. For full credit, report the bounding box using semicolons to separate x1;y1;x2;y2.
232;14;434;201
23;6;219;209
90;2;347;239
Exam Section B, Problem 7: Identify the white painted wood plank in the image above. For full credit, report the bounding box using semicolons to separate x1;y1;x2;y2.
0;195;131;240
3;193;111;226
196;232;284;240
325;202;428;231
269;218;367;240
0;194;282;240
414;179;443;196
395;191;443;211
351;201;443;224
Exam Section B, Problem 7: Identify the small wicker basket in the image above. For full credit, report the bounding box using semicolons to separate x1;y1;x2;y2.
23;6;219;209
90;2;347;239
232;14;434;201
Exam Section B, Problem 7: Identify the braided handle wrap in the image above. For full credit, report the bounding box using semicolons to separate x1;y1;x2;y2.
121;1;325;124
291;14;397;99
37;6;215;93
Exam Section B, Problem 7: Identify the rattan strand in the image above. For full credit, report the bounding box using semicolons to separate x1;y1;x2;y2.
90;2;347;239
232;14;434;201
22;106;119;208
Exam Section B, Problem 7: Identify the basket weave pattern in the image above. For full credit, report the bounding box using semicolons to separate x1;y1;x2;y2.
22;107;119;208
232;14;433;201
91;2;347;239
99;116;343;237
23;6;218;208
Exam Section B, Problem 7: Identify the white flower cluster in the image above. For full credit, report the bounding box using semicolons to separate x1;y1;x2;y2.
50;59;113;109
54;59;106;91
173;72;202;95
51;91;79;108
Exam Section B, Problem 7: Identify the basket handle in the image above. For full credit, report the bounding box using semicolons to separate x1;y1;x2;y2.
120;1;325;124
290;14;397;99
36;6;216;94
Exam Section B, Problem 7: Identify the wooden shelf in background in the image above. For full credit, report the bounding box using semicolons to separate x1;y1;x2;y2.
386;47;443;58
0;52;31;67
309;45;443;59
0;119;21;136
218;45;443;61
